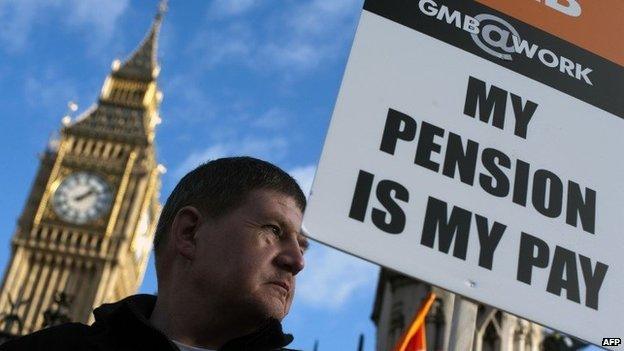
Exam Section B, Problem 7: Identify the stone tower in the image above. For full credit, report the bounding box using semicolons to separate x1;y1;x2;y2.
0;2;166;336
372;269;544;351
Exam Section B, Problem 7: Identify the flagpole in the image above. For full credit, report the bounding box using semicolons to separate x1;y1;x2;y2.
393;292;437;351
448;295;478;351
357;334;364;351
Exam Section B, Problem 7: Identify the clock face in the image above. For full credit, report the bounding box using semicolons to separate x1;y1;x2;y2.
51;172;113;224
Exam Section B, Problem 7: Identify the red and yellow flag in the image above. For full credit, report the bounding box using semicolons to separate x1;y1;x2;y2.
393;292;437;351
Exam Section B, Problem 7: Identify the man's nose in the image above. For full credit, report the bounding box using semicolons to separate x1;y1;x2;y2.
275;240;305;275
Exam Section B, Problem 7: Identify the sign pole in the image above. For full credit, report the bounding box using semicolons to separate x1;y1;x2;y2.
448;295;478;351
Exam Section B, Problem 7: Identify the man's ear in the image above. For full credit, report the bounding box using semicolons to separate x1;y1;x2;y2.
170;206;203;261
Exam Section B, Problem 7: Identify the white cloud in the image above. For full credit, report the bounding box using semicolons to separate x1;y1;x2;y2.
172;136;289;180
173;144;227;179
0;0;39;52
288;0;362;39
0;0;128;53
289;165;316;197
260;0;362;72
296;243;378;310
259;42;322;72
190;0;362;75
208;0;259;17
162;74;218;124
24;68;79;116
188;23;253;69
64;0;129;49
252;107;290;130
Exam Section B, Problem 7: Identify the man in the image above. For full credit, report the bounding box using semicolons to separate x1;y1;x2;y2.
1;157;309;351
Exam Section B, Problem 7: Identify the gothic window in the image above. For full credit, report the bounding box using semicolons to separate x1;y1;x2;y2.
477;309;503;351
388;301;405;350
426;298;445;350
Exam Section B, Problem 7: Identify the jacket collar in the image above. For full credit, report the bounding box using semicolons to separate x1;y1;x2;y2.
92;294;295;351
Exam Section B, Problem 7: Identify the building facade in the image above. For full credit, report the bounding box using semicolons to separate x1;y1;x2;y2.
372;269;544;351
0;5;165;336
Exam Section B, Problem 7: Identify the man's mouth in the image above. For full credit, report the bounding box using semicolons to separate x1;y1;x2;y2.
269;281;290;294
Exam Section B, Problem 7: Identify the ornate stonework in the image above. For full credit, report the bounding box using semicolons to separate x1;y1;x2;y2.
372;269;544;351
0;3;166;336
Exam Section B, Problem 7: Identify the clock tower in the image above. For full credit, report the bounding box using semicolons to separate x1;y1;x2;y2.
0;3;166;336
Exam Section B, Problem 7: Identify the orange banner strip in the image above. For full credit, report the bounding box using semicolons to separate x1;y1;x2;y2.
393;292;437;351
475;0;624;66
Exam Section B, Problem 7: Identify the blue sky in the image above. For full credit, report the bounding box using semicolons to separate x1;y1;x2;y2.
0;1;605;350
0;0;379;350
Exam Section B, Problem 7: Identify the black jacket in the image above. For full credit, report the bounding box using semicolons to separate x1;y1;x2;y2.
0;294;299;351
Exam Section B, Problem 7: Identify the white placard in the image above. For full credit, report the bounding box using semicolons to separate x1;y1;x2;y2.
304;5;623;348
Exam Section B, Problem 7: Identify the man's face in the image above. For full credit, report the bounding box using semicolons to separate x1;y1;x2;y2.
190;189;308;322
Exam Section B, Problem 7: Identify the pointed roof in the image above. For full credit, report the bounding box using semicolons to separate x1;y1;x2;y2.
113;0;167;82
69;104;152;145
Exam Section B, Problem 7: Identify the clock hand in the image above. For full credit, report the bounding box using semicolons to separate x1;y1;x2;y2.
74;189;98;202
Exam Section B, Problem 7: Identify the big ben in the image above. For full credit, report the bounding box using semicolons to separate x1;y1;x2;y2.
0;2;166;336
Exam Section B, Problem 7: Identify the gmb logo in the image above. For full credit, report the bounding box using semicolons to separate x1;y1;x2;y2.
470;14;519;61
468;12;593;87
416;0;594;85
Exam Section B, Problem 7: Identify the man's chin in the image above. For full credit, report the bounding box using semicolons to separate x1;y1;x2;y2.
228;296;287;324
257;296;289;321
260;284;291;317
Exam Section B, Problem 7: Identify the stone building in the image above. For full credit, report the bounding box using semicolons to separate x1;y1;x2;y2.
372;269;544;351
0;2;166;337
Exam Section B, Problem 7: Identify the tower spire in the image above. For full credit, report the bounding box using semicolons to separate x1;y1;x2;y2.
113;0;167;81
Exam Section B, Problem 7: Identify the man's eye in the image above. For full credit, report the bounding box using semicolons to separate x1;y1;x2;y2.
265;225;282;237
